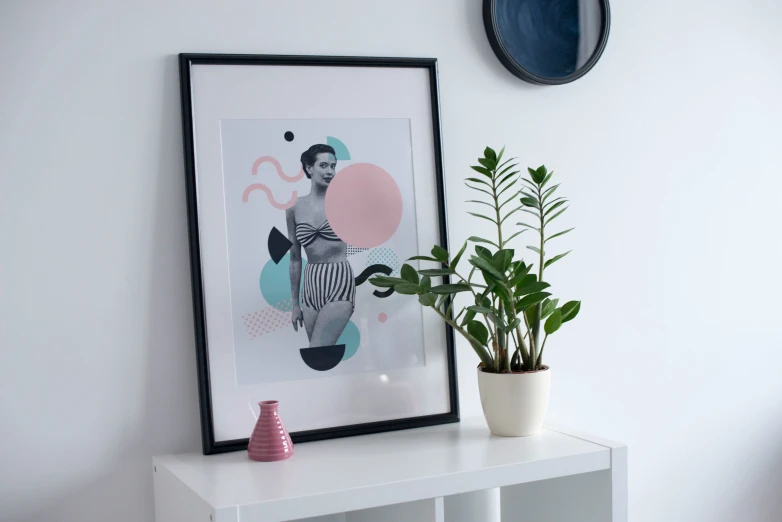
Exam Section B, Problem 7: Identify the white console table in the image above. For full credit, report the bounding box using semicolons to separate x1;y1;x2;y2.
153;417;627;522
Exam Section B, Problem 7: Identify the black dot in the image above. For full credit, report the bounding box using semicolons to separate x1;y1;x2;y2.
284;131;294;142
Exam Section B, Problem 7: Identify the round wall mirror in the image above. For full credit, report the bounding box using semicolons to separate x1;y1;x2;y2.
483;0;611;85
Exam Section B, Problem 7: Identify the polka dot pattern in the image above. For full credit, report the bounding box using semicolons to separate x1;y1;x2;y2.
366;247;401;277
243;308;289;339
347;245;369;256
272;298;295;313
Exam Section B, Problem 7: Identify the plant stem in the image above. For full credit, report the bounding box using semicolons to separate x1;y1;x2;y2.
537;334;548;368
505;301;529;370
452;269;480;303
531;182;545;370
515;327;528;367
452;269;496;343
537;185;545;281
444;295;455;318
520;312;533;370
505;331;511;372
494;165;514;372
432;307;493;367
493;173;504;249
497;301;505;372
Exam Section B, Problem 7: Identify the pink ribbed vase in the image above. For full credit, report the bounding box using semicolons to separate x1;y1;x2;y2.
248;400;294;462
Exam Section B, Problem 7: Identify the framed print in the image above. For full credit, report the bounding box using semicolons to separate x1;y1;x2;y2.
178;53;458;455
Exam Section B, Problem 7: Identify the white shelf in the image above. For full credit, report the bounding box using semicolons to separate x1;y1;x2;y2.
153;417;626;522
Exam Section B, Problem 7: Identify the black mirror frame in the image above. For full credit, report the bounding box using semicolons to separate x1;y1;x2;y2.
483;0;611;85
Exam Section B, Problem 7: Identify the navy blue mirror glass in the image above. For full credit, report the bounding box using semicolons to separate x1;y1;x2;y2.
483;0;610;85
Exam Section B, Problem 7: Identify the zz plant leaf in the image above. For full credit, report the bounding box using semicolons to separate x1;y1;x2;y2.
544;309;562;335
400;264;419;284
418;293;437;306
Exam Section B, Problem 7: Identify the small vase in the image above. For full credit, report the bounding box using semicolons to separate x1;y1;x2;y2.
477;366;551;436
248;400;294;461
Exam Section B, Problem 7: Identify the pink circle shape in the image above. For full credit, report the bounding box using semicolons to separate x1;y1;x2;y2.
325;163;403;248
378;312;388;323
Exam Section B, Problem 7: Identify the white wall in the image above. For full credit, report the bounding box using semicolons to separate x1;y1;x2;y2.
1;0;781;521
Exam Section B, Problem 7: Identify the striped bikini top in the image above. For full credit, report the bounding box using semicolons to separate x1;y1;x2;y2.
296;219;340;247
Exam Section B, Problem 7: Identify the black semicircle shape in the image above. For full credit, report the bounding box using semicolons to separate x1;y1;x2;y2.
354;264;392;286
373;287;395;298
268;227;293;264
299;344;346;371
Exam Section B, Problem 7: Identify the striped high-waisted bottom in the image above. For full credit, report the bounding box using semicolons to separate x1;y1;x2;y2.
302;261;356;312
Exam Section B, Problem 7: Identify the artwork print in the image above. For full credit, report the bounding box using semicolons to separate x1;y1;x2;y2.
220;118;427;385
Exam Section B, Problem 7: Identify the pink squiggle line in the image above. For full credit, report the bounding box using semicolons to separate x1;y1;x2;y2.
252;156;305;182
242;184;298;209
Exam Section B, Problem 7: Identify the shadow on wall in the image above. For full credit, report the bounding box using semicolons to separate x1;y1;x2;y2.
26;55;202;522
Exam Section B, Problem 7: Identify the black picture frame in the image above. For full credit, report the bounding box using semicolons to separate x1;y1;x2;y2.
178;53;459;455
483;0;611;85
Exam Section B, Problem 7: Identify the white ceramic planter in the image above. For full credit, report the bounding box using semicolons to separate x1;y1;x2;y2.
477;366;551;436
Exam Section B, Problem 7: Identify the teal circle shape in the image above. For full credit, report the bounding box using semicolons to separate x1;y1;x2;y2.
327;136;351;160
317;319;361;361
338;320;360;360
260;253;306;312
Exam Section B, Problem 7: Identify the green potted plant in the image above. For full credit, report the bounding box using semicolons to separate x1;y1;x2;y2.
370;147;581;436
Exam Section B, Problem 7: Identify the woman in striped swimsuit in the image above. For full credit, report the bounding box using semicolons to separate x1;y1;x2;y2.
286;144;355;347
